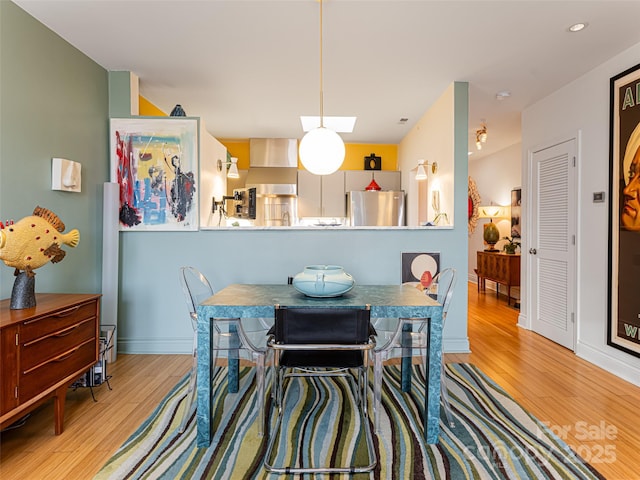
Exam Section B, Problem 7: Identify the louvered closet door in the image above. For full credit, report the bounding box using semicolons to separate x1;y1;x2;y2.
530;139;577;350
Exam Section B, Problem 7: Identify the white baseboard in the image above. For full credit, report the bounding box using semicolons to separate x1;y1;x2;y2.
118;337;192;355
443;337;471;353
517;312;529;329
575;341;640;387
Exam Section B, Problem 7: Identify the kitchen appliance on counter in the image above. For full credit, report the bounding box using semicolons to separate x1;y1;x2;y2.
245;138;298;226
231;187;256;219
347;190;406;226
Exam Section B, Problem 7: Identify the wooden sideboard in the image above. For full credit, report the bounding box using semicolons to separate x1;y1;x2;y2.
0;293;101;434
476;251;521;306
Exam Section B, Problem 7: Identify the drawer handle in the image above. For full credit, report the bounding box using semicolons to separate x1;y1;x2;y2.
54;325;79;337
22;338;93;375
52;347;80;362
53;306;81;317
22;318;94;347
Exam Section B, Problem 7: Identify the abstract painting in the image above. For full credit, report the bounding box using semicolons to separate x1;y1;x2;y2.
110;118;198;231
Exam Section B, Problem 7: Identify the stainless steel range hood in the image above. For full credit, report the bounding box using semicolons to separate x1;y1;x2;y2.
245;138;298;195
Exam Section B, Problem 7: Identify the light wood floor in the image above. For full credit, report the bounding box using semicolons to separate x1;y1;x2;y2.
1;283;639;479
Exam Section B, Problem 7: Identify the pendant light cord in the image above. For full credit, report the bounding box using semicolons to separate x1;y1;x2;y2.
319;0;324;128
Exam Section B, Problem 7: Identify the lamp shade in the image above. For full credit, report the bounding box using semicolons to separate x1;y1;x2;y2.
415;160;427;180
299;127;345;175
227;157;239;179
478;205;506;219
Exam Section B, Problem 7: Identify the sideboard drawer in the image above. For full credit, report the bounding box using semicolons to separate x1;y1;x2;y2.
20;317;96;372
20;338;96;402
20;301;97;343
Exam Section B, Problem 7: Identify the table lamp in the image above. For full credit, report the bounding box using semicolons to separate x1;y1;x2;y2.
478;205;506;251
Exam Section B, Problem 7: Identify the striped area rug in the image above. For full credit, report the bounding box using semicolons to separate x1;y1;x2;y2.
94;364;603;479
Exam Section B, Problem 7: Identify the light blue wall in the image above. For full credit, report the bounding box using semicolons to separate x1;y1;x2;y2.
119;226;469;353
0;2;108;298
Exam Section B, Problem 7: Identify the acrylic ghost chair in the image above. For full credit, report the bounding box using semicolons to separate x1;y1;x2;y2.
178;266;272;435
264;305;377;474
372;267;457;433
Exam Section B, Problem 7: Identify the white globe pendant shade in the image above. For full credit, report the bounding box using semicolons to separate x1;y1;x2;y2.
299;127;345;175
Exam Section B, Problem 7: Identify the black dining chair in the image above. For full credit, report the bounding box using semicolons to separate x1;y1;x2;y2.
264;305;377;475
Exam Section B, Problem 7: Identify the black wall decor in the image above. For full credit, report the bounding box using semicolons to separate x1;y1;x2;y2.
364;153;381;170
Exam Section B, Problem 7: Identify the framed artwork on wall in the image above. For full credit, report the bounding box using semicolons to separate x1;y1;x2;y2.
608;62;640;358
468;176;481;235
401;252;440;288
511;188;522;238
110;117;199;231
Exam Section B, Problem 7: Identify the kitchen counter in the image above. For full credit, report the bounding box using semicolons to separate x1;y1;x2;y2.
199;225;454;231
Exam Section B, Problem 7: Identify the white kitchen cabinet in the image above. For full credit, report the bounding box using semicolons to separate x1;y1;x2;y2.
344;170;401;192
297;170;345;218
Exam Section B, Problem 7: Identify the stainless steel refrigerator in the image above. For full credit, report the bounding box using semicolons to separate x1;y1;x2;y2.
347;191;406;226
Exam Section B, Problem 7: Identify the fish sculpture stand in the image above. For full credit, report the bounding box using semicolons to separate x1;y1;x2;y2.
0;206;80;309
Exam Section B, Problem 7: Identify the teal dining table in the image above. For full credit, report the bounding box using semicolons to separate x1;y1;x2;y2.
196;283;443;447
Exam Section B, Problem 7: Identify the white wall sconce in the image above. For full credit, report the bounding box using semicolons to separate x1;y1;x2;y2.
217;157;240;179
415;159;438;180
52;158;81;192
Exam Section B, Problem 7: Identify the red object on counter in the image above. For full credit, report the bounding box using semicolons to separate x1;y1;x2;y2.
365;179;381;191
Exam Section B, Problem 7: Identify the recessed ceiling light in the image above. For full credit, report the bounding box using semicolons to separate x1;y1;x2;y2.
568;22;588;32
496;91;511;101
300;116;356;133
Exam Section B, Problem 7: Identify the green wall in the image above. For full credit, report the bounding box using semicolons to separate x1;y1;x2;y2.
0;1;109;297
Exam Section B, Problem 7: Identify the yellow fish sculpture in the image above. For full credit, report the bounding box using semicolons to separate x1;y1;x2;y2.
0;206;80;277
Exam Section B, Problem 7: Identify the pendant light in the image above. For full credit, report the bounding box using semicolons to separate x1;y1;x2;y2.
299;0;345;175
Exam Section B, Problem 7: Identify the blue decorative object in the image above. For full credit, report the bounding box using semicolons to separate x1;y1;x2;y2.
292;265;355;297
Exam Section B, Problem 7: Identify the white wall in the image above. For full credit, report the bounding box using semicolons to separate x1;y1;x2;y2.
522;43;640;386
400;84;455;227
468;143;522;291
399;82;470;353
198;120;227;228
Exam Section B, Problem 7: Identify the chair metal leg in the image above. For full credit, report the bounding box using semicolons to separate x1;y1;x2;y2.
373;350;385;433
264;371;377;474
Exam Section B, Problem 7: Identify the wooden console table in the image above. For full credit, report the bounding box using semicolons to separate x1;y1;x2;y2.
0;293;101;434
476;251;521;306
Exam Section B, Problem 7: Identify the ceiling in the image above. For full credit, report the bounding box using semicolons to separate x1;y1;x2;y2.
13;0;640;161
